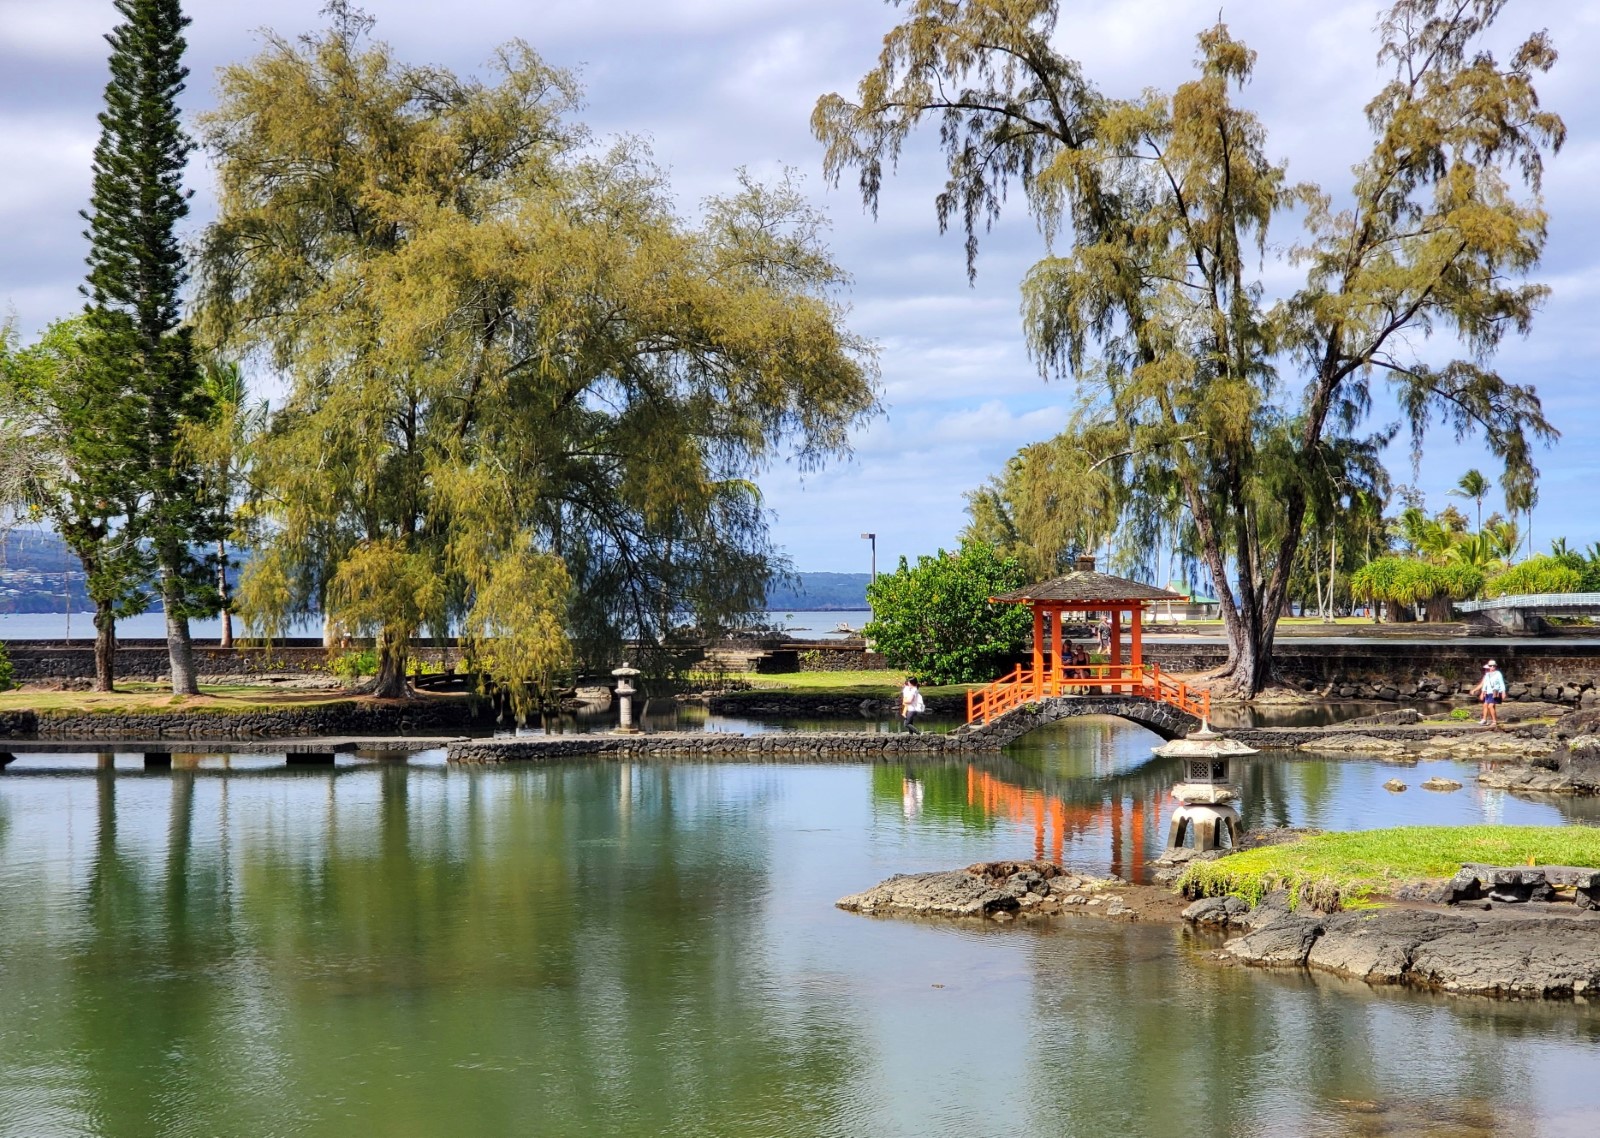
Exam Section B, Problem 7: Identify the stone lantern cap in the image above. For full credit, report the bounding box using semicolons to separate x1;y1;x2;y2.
1153;726;1257;791
1150;727;1258;761
611;662;641;679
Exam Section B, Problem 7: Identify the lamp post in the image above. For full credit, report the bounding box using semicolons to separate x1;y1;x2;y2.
860;532;876;582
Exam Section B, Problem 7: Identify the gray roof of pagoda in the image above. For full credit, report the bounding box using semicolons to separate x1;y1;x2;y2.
991;570;1183;605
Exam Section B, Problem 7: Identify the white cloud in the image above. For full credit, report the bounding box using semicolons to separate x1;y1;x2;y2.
4;0;1598;569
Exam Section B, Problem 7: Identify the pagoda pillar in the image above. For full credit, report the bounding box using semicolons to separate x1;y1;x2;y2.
1032;604;1044;697
1108;608;1122;693
1049;605;1063;694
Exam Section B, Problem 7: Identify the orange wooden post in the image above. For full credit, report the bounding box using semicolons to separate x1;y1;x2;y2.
1129;797;1145;884
1130;601;1143;675
1108;607;1122;693
1049;604;1063;696
1032;603;1044;698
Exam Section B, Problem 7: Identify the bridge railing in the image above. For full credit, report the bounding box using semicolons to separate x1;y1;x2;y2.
966;662;1209;725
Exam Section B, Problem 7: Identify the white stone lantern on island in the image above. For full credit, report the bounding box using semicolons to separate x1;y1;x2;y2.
611;662;642;734
1153;725;1257;851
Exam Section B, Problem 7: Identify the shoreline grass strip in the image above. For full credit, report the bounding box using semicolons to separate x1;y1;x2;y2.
1178;826;1600;909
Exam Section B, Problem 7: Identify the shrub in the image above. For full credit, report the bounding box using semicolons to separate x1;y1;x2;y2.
1348;556;1484;620
0;641;14;692
863;539;1032;685
331;648;378;680
1484;555;1582;598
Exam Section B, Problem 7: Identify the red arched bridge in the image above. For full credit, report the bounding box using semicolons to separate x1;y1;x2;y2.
968;558;1209;731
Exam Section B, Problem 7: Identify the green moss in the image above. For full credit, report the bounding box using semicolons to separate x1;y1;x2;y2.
1177;826;1600;910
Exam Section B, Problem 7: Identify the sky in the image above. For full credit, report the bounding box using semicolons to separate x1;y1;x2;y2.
3;0;1598;577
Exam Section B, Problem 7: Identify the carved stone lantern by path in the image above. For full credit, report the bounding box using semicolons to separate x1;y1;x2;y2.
1153;725;1257;851
612;663;642;734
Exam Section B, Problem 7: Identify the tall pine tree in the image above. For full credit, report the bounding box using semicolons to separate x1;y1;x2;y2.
83;0;225;694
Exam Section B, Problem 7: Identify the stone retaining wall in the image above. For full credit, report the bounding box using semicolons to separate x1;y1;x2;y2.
0;699;484;740
3;638;457;683
1143;641;1600;706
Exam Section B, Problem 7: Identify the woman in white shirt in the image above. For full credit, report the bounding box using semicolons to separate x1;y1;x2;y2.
900;677;925;734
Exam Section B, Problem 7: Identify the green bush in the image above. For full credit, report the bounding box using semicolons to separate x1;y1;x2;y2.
0;640;14;692
1348;556;1484;619
1485;555;1582;598
331;648;378;680
863;539;1032;685
1449;706;1474;721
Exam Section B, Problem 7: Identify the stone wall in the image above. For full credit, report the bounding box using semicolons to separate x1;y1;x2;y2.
1141;640;1600;707
0;698;485;740
3;638;459;683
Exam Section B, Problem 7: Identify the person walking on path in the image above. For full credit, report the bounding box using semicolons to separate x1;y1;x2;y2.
1471;660;1507;728
900;677;925;734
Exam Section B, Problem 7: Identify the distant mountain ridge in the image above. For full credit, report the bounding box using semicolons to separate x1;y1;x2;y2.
0;530;872;616
0;529;91;612
765;572;870;611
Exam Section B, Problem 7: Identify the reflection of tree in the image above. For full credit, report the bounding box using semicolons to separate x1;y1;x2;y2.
213;763;868;1133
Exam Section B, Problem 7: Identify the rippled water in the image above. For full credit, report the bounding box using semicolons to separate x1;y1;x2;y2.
2;719;1598;1137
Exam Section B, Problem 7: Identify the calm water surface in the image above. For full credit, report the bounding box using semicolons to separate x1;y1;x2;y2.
2;719;1598;1137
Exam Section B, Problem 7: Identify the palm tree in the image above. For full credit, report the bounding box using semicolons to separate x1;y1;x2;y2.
1485;518;1522;564
1448;469;1493;533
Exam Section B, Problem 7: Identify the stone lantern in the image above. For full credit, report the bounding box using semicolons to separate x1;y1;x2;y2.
611;662;642;734
1153;725;1257;851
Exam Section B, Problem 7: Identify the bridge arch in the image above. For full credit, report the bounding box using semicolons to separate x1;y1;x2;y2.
960;694;1201;747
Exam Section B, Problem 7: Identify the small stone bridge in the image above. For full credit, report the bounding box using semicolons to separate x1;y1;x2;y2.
446;694;1196;763
957;693;1201;745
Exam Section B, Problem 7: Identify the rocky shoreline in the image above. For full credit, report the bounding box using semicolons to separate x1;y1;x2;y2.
1199;891;1600;999
838;858;1600;1000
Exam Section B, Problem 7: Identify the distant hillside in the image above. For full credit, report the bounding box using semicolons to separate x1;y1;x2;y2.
765;572;870;611
0;530;92;612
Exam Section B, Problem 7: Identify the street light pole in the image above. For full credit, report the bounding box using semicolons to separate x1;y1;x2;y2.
859;532;876;582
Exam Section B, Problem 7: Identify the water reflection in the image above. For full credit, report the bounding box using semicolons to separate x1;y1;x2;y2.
1;725;1599;1136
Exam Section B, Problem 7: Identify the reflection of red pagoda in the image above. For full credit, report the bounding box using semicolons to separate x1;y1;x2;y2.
966;766;1164;882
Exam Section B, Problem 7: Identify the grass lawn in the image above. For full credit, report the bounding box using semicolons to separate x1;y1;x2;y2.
0;682;451;715
1178;825;1600;909
708;669;978;699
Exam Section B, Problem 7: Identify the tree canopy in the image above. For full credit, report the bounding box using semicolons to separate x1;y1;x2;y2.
199;8;879;704
863;540;1031;685
816;0;1562;694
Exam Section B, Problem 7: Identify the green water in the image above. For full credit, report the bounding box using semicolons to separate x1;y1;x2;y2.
3;723;1600;1137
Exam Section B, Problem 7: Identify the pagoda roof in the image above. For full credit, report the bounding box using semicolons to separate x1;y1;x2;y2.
992;570;1182;605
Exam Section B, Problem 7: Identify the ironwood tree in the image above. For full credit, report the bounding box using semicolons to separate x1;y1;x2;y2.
82;0;226;694
198;7;878;704
0;317;151;690
815;0;1561;695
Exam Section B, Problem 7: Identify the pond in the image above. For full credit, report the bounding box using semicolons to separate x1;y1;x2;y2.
1;719;1598;1137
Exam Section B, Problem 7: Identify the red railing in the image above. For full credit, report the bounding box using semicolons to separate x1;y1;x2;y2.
965;661;1210;726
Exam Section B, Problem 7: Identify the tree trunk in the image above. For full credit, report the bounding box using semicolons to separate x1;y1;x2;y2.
162;569;199;695
93;600;116;693
217;538;233;649
371;627;411;700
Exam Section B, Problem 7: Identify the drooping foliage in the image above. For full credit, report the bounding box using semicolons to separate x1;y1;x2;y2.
199;8;878;705
863;540;1031;685
1348;556;1483;622
816;0;1561;694
1484;555;1581;599
82;0;226;694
